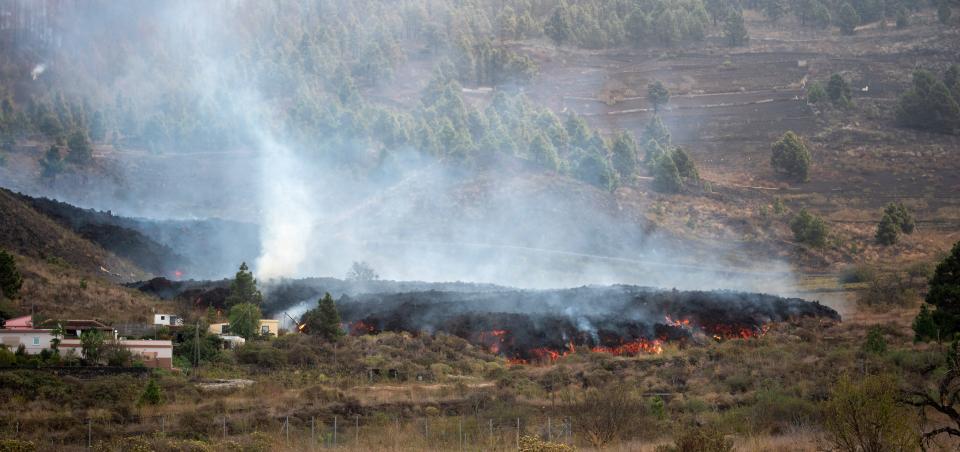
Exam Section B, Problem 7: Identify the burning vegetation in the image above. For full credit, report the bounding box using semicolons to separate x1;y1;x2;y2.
333;285;839;363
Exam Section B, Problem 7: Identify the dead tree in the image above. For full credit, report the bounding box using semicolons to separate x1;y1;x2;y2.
903;342;960;444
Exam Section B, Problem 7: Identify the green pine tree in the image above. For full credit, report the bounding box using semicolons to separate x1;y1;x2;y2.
0;249;22;300
305;292;345;341
228;302;262;340
225;262;263;307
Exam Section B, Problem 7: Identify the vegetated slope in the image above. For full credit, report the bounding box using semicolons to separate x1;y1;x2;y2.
10;190;260;280
0;188;147;282
14;192;189;276
10;253;175;324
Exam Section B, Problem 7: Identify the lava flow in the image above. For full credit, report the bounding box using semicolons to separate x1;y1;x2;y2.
328;285;839;363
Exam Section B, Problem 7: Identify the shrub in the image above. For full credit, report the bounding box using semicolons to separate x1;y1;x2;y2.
807;81;827;104
858;271;919;308
840;264;876;284
862;326;887;354
518;435;574;452
790;209;828;247
0;249;22;300
656;425;732;452
571;383;646;447
824;374;918;451
0;440;36;452
139;379;163;406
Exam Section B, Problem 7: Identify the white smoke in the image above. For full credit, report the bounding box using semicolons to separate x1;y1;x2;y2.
31;64;46;80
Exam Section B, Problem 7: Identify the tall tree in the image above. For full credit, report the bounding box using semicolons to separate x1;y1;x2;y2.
927;241;960;316
225;262;262;307
0;249;22;300
647;81;670;113
611;131;639;179
652;153;683;193
724;10;749;47
896;69;960;134
827;73;852;107
228;302;262;340
771;131;811;182
836;2;861;34
303;292;344;341
545;4;572;46
66;129;93;164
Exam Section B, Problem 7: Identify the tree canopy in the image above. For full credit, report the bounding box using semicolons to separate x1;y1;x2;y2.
771;131;811;182
0;249;22;300
225;262;262;307
302;292;345;341
227;302;262;340
896;69;960;134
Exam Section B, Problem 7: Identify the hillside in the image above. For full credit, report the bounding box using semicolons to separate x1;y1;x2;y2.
0;188;148;282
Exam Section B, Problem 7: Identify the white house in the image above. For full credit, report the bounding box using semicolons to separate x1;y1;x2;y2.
153;314;183;326
0;316;173;369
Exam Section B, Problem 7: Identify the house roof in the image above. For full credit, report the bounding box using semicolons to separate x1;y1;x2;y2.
3;315;33;329
39;319;113;330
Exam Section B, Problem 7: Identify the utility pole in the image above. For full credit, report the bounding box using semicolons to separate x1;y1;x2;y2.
194;321;200;370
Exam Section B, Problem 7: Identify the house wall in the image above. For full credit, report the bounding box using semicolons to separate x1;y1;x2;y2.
0;332;173;369
0;330;55;354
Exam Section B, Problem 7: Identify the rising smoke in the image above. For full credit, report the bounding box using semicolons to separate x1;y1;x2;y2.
1;1;802;297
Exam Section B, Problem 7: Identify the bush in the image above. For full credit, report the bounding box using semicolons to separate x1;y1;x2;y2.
807;81;827;104
571;383;646;447
862;326;887;354
790;209;828;247
656;425;732;452
839;264;876;284
0;440;36;452
858;271;920;308
139;378;163;406
518;435;574;452
824;374;918;451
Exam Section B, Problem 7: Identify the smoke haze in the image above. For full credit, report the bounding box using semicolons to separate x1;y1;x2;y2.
0;0;802;296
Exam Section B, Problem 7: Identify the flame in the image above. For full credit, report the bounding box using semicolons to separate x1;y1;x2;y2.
591;338;663;356
173;270;184;279
478;329;509;354
348;320;377;335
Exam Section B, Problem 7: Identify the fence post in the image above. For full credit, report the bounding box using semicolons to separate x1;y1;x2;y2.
285;415;290;443
459;417;463;452
87;418;91;449
516;418;520;449
334;415;338;446
355;415;359;445
311;416;315;448
223;415;227;438
488;419;492;440
548;417;551;442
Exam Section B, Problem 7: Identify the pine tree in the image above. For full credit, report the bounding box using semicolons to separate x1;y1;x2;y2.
671;148;699;181
807;81;828;104
225;262;262;307
927;241;960;315
643;115;671;147
228;302;261;340
0;249;22;300
652;153;683;193
305;292;344;341
139;379;163;406
771;131;811;182
896;69;960;134
724;11;749;47
530;134;560;171
647;81;670;113
611;131;639;179
837;2;860;34
876;212;901;245
790;208;828;247
938;1;952;24
66;129;93;164
40;145;64;180
827;73;852;107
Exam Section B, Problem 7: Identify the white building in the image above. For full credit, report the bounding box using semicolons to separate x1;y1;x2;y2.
153;314;183;326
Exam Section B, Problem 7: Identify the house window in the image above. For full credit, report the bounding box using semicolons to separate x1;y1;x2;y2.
32;337;40;345
160;315;166;321
261;325;270;334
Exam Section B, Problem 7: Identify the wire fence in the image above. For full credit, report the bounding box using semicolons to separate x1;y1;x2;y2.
1;413;577;450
